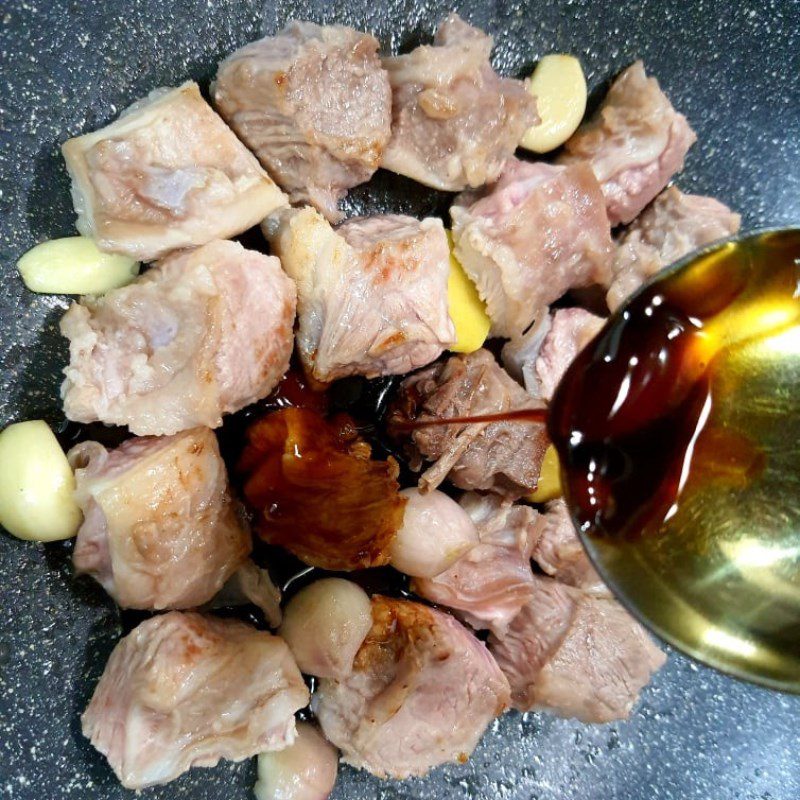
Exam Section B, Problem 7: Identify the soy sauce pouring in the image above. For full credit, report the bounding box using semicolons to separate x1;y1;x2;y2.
402;229;800;691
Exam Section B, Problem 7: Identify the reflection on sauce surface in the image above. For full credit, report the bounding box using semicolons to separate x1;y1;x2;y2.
549;229;800;690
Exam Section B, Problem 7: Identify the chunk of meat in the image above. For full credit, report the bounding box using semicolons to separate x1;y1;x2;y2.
503;308;605;399
69;428;251;610
560;61;696;226
312;596;509;778
239;408;405;571
60;240;295;436
532;499;608;595
607;186;741;310
390;349;549;498
414;493;545;635
62;82;287;261
489;575;665;722
82;612;309;789
264;207;453;382
451;158;613;336
254;722;338;800
381;14;537;191
213;22;391;222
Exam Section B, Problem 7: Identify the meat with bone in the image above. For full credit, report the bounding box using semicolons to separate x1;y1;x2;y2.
312;596;510;778
502;307;605;399
264;207;453;382
390;348;549;498
413;493;545;636
60;239;295;436
450;157;613;336
213;22;391;222
489;575;665;722
62;82;287;261
381;14;538;191
607;186;741;310
82;612;309;789
559;61;696;226
532;499;608;595
69;428;251;610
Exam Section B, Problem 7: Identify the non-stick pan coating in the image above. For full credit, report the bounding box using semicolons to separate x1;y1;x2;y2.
0;1;798;798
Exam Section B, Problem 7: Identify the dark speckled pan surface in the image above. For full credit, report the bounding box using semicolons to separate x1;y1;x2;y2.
0;1;799;798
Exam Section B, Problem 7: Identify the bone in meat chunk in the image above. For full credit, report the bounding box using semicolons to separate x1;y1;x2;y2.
70;428;251;609
532;499;609;595
213;22;391;222
503;308;605;399
312;596;509;778
381;14;537;191
451;157;613;336
60;239;296;435
489;575;665;722
82;612;309;789
559;61;697;226
413;493;545;636
62;82;287;261
264;207;453;382
391;349;548;498
607;186;741;310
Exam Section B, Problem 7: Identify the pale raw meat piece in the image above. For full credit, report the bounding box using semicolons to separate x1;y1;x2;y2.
532;499;609;595
60;239;296;435
560;61;697;226
607;186;741;310
451;157;613;336
503;307;605;399
489;575;665;722
70;428;250;609
264;207;453;382
392;349;548;498
213;22;391;222
312;596;509;778
414;493;545;636
254;722;338;800
62;82;287;260
82;612;309;789
381;14;537;191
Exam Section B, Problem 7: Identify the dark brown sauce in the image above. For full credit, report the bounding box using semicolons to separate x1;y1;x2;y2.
548;231;799;540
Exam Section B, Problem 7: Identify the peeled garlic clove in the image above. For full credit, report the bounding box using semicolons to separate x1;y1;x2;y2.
255;722;338;800
0;421;81;541
389;488;479;578
447;231;492;354
279;579;372;679
17;236;140;295
527;444;563;503
520;54;587;154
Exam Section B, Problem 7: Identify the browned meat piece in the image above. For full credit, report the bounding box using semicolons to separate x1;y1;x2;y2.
312;596;509;778
489;575;665;722
70;428;251;609
560;61;697;226
532;499;609;595
213;22;391;222
413;493;545;635
82;612;309;789
503;308;605;399
62;83;287;261
381;14;537;191
608;186;741;310
451;157;613;336
60;240;295;436
391;349;549;498
265;207;453;382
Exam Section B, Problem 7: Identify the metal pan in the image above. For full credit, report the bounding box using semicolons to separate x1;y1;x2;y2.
0;1;798;798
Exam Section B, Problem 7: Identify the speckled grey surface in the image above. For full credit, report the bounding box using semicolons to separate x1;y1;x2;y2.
1;1;799;798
